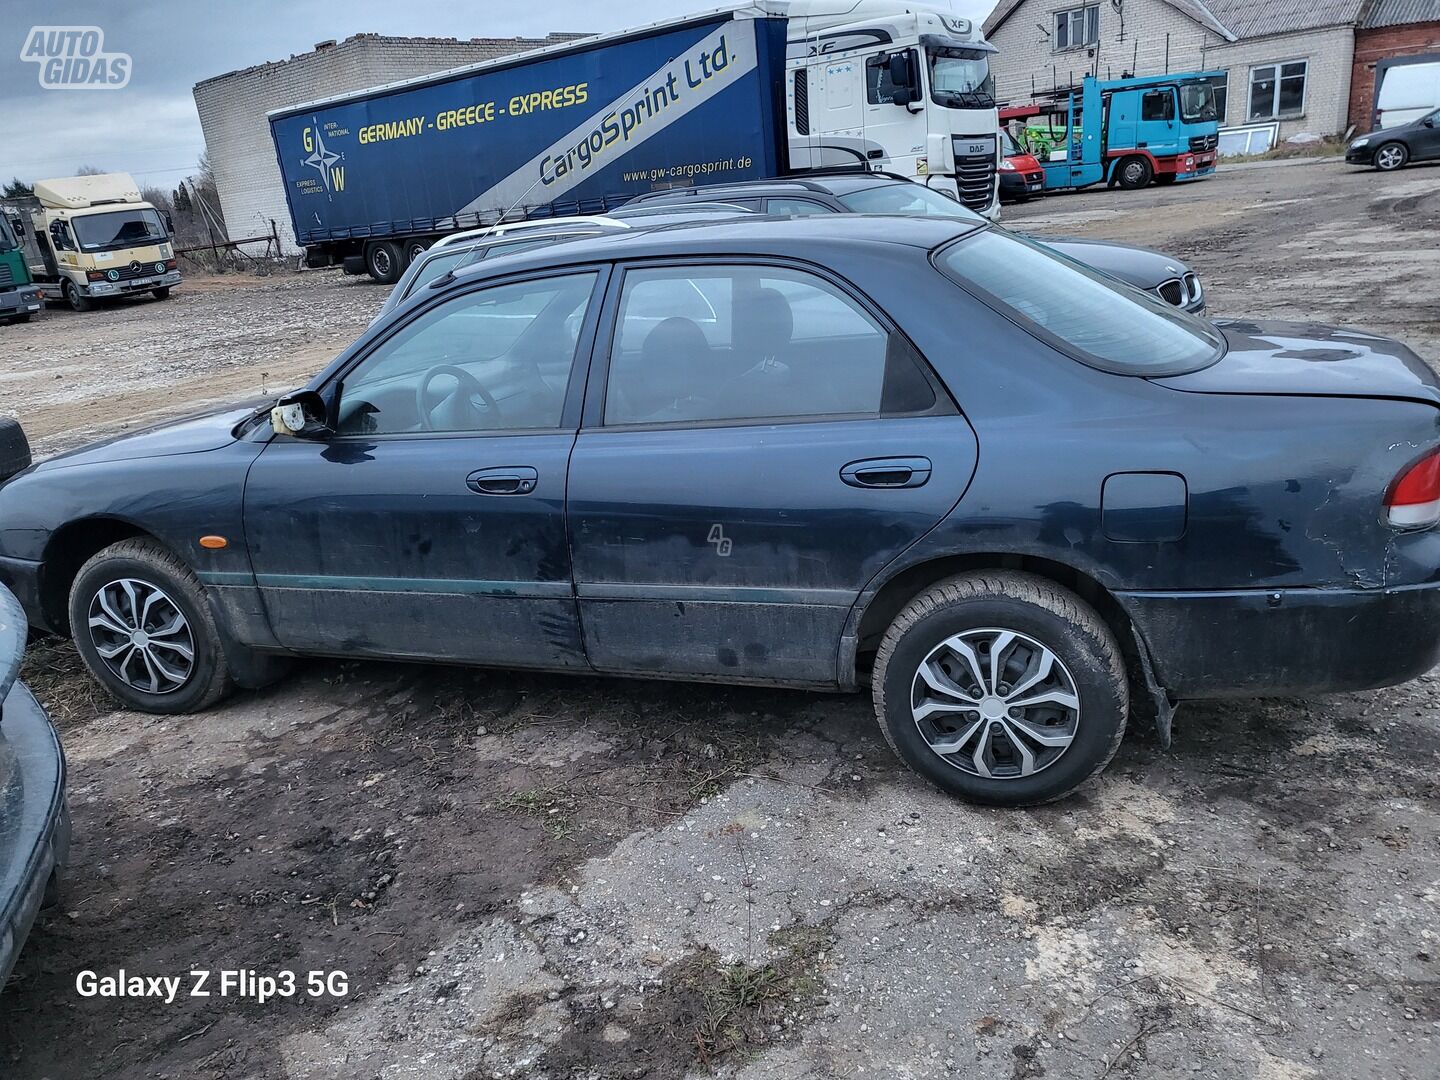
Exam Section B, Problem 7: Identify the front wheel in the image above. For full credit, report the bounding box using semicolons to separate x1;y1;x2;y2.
1116;156;1153;190
872;571;1128;806
69;538;234;714
1374;142;1408;172
152;287;171;300
64;281;92;312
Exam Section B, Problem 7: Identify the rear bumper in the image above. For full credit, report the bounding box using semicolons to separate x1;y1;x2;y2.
1119;581;1440;698
0;680;70;992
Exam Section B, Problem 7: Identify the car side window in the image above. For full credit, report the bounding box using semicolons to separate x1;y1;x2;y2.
765;198;837;216
337;272;598;436
604;264;934;425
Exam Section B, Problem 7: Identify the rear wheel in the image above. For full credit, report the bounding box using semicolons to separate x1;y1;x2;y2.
403;238;430;265
63;280;92;312
1374;142;1408;172
69;538;233;714
1116;156;1153;190
872;571;1128;806
366;241;403;284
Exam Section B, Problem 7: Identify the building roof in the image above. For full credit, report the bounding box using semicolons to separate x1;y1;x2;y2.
1361;0;1440;28
984;0;1365;43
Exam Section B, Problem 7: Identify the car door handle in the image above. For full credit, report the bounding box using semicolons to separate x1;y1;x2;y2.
840;457;932;489
466;466;538;495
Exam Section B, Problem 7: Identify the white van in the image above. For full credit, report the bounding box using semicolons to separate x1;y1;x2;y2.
1376;59;1440;129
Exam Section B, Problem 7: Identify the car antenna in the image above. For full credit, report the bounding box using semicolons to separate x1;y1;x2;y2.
432;173;553;288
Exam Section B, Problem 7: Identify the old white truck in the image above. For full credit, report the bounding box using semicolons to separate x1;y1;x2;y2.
7;172;180;312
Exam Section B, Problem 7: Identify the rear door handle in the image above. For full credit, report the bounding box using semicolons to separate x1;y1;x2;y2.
466;466;538;495
840;456;932;489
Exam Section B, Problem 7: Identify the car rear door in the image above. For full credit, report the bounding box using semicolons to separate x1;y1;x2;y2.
242;269;605;667
565;259;979;685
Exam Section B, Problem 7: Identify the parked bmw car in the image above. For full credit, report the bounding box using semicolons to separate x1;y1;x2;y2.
2;216;1439;805
0;576;70;992
624;173;1206;313
1346;107;1440;171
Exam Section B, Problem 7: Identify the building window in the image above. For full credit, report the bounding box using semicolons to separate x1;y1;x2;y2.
1248;60;1307;120
1054;6;1099;51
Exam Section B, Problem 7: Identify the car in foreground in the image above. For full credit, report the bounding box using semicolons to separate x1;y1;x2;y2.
0;576;70;992
2;216;1439;805
624;173;1206;313
1346;108;1440;171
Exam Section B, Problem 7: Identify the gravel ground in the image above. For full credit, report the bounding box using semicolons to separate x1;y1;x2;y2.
0;159;1437;1080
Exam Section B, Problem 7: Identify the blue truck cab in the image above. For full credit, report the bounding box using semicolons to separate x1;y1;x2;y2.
1008;71;1222;192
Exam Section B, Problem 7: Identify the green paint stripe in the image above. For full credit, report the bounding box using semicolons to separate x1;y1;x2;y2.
253;574;573;598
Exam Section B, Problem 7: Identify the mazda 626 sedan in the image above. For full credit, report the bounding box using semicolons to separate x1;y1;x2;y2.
3;215;1440;805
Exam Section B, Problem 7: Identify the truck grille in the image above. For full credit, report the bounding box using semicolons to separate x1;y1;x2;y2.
0;264;12;286
955;157;996;212
1189;134;1218;152
101;260;168;283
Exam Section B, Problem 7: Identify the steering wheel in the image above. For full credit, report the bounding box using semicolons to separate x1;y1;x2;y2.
415;364;503;431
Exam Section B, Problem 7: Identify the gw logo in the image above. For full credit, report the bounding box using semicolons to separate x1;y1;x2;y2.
302;124;346;192
20;26;131;90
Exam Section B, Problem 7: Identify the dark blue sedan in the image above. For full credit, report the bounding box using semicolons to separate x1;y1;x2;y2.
3;215;1440;804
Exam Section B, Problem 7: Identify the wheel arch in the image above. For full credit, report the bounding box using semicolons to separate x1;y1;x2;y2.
848;551;1139;688
39;517;167;633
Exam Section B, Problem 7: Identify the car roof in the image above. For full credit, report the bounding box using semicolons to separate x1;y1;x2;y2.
630;172;917;203
442;213;978;287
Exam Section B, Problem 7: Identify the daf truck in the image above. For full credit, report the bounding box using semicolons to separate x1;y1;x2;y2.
0;213;43;325
7;172;181;312
268;1;1002;283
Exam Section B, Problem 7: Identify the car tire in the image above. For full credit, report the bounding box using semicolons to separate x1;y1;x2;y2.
872;571;1128;806
63;281;92;312
152;287;171;300
69;538;234;714
1374;142;1408;172
403;238;430;266
1116;156;1153;190
366;240;403;284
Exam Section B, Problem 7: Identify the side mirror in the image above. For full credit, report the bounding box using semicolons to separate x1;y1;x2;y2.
888;52;910;87
892;86;919;108
164;212;174;233
270;390;332;439
1424;116;1436;128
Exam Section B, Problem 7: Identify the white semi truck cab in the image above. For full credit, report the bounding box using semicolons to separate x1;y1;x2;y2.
782;1;1000;216
13;172;180;312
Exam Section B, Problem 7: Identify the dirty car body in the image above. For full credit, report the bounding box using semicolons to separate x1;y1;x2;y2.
0;583;70;992
2;216;1439;804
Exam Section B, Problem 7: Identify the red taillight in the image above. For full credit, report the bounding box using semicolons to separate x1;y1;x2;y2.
1386;449;1440;528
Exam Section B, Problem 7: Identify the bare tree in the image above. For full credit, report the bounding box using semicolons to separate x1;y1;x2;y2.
75;164;107;176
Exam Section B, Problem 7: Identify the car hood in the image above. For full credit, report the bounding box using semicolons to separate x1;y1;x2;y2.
1153;319;1440;406
1034;235;1189;289
31;401;265;473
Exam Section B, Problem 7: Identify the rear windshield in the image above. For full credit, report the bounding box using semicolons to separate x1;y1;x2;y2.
837;182;985;223
936;229;1223;375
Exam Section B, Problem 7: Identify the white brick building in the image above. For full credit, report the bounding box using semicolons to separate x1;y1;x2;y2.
193;33;585;254
983;0;1366;144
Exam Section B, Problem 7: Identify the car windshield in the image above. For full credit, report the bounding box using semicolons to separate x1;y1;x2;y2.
937;229;1223;375
1001;129;1024;157
1180;82;1218;123
71;208;168;252
927;48;995;108
837;182;985;223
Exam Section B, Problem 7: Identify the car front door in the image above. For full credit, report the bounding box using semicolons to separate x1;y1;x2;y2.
242;269;604;667
566;260;979;685
1414;109;1440;160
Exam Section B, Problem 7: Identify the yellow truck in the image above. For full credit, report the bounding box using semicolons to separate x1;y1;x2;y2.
6;172;180;312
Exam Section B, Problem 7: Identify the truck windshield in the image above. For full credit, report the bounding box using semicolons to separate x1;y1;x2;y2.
71;208;168;252
936;228;1223;376
1179;82;1218;123
837;182;986;223
927;48;995;109
0;215;15;251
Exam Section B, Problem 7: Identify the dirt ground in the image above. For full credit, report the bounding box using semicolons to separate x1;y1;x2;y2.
1;159;1438;1080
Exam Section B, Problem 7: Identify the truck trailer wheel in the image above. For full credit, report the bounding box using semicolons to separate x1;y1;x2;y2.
366;241;403;285
404;238;430;265
63;281;92;312
1116;156;1153;190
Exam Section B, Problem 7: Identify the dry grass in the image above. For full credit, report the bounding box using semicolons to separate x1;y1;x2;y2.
19;634;113;730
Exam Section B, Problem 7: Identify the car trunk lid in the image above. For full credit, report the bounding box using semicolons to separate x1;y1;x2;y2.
1152;319;1440;407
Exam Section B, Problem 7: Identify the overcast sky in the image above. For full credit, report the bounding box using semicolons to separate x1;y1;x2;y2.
0;0;996;190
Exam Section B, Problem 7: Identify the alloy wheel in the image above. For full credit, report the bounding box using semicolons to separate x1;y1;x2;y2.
1376;145;1405;170
87;578;196;694
910;627;1080;779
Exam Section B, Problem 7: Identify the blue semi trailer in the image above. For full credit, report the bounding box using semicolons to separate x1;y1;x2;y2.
268;1;1003;281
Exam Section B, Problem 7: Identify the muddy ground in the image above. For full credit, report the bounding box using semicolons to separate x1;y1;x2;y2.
1;159;1438;1079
